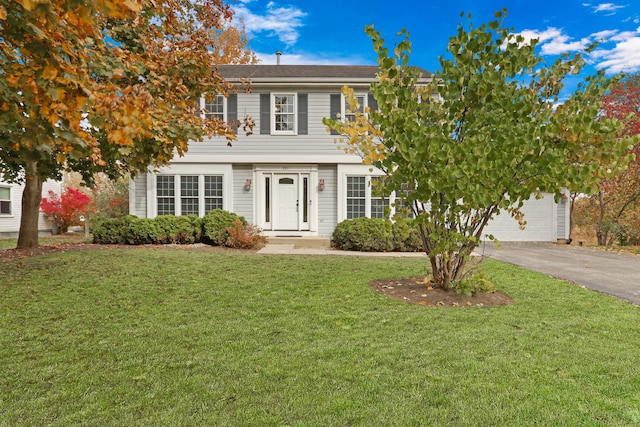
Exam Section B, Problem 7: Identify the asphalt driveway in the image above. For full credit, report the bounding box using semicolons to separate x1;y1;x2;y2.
478;242;640;306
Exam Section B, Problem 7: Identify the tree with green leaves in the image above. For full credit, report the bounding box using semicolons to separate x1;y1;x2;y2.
323;10;634;289
0;0;254;248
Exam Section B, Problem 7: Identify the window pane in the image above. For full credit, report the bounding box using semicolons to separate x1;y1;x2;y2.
205;95;224;120
371;198;387;219
204;175;223;213
157;176;175;215
274;95;295;131
0;200;10;214
344;95;365;122
346;176;366;219
0;187;10;199
180;176;199;215
265;177;271;223
303;177;308;223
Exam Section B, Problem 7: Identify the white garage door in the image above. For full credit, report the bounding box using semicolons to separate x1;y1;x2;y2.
483;193;557;242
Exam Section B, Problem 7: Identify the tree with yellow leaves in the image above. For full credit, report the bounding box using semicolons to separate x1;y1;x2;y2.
0;0;255;248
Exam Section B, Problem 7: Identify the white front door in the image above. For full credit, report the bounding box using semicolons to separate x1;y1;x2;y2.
273;175;299;230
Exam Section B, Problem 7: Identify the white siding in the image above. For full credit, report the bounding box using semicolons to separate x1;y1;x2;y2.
131;175;147;218
232;164;254;223
177;90;361;164
0;179;61;236
318;165;337;236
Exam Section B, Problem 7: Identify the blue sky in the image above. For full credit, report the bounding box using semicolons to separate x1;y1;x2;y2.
231;0;640;97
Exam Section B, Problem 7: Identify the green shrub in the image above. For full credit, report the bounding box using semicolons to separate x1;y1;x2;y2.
202;209;246;246
122;217;159;245
154;215;197;244
225;220;267;249
450;270;496;297
391;217;423;252
186;214;204;243
92;217;126;244
331;217;394;252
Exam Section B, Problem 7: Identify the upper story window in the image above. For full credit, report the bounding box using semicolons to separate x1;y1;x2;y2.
343;94;366;123
204;95;226;121
272;93;296;134
0;186;11;215
260;93;308;136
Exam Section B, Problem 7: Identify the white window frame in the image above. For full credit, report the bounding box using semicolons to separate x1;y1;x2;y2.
147;165;232;218
271;93;297;135
0;185;12;216
337;165;394;223
341;93;367;123
199;95;227;122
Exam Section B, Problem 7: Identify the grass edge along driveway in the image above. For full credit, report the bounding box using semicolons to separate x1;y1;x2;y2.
1;248;639;426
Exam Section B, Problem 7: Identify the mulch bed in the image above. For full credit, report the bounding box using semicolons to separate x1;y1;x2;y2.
370;275;514;307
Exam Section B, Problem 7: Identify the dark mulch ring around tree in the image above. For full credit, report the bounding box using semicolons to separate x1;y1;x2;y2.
370;275;514;308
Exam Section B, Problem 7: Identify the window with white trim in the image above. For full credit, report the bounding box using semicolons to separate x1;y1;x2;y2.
156;174;224;216
370;177;388;219
343;94;365;123
204;176;223;211
203;95;225;121
272;93;296;134
346;176;389;219
0;186;11;215
157;176;175;216
180;176;199;215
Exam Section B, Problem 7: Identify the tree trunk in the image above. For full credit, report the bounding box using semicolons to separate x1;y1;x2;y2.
16;160;43;249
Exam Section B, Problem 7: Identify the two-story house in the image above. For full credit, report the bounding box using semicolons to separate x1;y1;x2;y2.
128;64;570;242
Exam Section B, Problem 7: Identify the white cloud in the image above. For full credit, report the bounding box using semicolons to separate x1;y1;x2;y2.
232;1;307;47
593;35;640;73
513;25;640;74
592;3;626;13
512;28;589;55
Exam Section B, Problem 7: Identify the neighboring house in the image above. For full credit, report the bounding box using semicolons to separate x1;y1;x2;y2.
129;64;570;242
0;176;61;237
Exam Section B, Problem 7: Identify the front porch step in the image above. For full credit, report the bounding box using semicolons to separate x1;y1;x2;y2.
266;236;331;249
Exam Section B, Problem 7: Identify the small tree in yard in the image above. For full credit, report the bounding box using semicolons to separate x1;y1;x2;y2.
40;188;92;234
323;10;634;289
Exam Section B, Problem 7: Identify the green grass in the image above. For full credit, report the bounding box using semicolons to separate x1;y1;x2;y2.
1;248;639;426
0;233;87;249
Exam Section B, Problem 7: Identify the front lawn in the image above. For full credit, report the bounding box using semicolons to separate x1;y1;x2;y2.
1;248;639;425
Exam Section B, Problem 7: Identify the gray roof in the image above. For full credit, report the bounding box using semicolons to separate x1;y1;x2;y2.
217;65;431;81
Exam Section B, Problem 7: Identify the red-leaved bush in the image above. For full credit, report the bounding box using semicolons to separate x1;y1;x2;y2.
40;188;93;234
225;220;267;249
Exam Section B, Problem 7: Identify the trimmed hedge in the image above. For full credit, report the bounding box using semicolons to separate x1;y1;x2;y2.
331;217;424;252
92;210;260;248
201;209;246;246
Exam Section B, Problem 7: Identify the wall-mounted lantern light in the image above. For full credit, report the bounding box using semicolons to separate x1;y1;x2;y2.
318;179;325;191
244;179;252;191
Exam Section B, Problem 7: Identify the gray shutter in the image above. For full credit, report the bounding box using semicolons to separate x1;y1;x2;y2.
330;94;341;135
298;93;308;135
260;93;270;135
227;94;237;132
367;93;378;113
